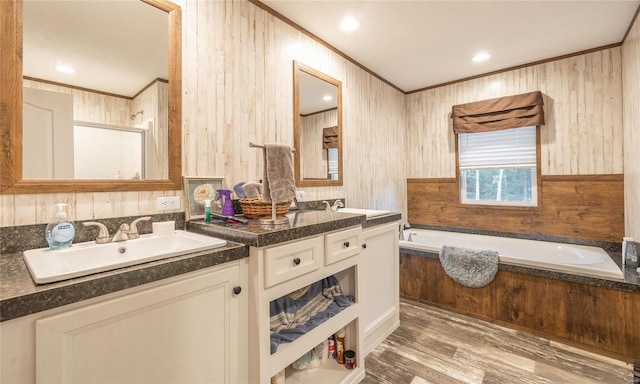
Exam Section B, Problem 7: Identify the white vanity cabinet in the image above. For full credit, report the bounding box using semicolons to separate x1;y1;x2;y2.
361;221;400;356
1;259;248;384
248;225;365;384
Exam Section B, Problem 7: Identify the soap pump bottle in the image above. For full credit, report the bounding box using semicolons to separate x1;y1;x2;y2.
45;203;76;250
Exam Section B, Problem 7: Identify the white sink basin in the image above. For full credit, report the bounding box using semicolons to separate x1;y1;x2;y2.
336;208;390;218
23;230;227;284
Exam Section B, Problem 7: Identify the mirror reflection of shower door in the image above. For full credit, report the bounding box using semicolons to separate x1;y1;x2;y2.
22;88;75;178
73;122;145;179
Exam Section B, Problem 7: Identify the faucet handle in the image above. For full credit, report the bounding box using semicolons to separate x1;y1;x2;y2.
129;216;151;239
83;222;110;244
322;201;331;211
331;200;344;211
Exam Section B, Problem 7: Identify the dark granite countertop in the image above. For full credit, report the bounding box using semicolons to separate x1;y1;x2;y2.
400;247;640;293
0;242;248;322
0;210;401;322
186;210;402;247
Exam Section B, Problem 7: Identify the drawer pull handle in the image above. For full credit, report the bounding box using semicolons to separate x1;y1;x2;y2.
362;243;367;249
293;257;301;265
344;241;350;248
233;286;242;295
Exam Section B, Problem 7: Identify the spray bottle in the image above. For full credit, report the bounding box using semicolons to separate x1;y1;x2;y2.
215;189;235;216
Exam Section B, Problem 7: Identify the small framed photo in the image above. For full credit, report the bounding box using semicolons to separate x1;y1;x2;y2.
182;176;224;220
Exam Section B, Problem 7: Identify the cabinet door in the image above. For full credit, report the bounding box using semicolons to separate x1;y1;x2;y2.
361;222;400;355
35;261;247;384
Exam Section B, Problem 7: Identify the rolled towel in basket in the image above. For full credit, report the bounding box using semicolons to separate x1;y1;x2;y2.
242;182;262;199
262;144;296;203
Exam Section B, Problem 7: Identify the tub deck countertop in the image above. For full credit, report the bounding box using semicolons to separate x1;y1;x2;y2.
400;237;640;293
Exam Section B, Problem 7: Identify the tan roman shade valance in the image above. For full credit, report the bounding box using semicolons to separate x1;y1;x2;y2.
323;126;338;149
451;91;545;134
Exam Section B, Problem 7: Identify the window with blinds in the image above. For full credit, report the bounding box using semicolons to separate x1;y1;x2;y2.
458;125;537;206
328;147;339;180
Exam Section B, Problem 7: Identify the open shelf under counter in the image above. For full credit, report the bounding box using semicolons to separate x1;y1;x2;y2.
283;353;365;384
270;303;360;377
248;226;365;384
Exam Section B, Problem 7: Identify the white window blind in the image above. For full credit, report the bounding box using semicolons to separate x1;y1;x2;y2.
459;126;536;170
328;147;338;180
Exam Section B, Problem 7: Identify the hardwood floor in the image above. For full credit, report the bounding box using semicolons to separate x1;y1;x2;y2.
363;299;634;384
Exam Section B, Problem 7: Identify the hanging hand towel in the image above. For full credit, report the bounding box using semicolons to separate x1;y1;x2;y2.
262;144;296;203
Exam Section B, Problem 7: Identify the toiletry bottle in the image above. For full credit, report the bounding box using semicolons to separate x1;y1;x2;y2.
216;189;235;216
328;335;336;359
45;203;75;250
204;199;212;223
336;328;346;364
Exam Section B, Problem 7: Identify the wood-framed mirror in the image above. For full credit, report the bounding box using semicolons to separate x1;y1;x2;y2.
0;0;182;194
293;61;343;187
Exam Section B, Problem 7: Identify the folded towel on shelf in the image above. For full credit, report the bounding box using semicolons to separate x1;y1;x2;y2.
269;276;352;354
242;182;262;199
439;245;499;288
262;144;296;203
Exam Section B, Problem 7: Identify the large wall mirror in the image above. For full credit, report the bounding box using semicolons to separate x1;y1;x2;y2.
0;0;182;194
293;61;343;187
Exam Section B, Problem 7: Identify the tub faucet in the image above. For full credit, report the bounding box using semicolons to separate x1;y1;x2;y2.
399;220;411;240
331;200;344;211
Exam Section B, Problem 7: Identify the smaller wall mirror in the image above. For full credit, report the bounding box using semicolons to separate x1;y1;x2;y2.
293;61;343;187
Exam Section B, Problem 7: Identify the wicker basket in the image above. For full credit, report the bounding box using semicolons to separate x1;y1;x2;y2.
238;198;291;218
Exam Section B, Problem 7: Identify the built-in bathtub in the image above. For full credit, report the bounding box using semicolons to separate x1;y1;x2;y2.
400;229;624;280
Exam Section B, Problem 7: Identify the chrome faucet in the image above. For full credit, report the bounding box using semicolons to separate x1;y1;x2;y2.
83;222;111;244
111;223;131;242
128;216;151;239
399;220;411;240
83;216;150;243
322;201;331;211
331;200;344;211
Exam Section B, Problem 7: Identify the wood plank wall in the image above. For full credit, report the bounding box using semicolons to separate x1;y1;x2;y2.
407;175;624;242
23;79;131;127
2;2;633;229
622;14;640;239
405;47;625;242
1;0;407;226
405;48;623;178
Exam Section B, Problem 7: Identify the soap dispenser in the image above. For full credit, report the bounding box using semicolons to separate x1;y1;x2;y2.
45;203;76;250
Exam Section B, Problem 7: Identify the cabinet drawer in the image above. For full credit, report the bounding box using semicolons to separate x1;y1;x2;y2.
325;226;362;266
264;236;323;288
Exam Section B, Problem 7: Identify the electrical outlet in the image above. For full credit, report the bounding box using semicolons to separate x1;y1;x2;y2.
156;196;181;211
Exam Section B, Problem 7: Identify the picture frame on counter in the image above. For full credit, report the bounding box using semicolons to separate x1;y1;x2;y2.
182;176;225;221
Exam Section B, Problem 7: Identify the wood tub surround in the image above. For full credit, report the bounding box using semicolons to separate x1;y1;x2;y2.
399;254;640;365
407;174;624;243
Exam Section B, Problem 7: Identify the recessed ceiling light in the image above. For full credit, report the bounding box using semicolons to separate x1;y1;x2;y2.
323;95;333;101
472;52;491;62
55;64;76;74
340;17;361;32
